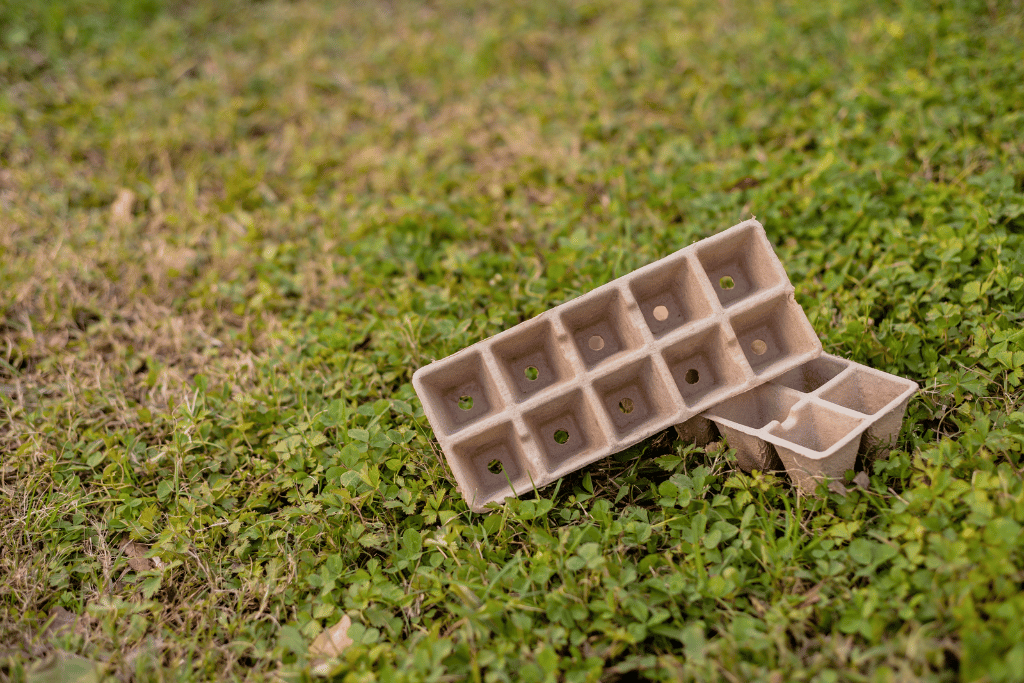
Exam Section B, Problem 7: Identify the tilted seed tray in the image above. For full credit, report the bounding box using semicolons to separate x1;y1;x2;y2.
412;219;822;511
675;354;918;491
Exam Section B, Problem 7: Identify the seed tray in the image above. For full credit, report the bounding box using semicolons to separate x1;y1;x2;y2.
675;354;918;490
412;219;822;511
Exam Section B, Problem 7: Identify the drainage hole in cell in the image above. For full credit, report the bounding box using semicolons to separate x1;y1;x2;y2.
588;335;605;351
719;275;735;289
618;397;634;414
458;395;474;410
653;305;669;321
487;459;503;474
524;365;539;381
751;339;767;355
685;368;699;384
553;429;570;444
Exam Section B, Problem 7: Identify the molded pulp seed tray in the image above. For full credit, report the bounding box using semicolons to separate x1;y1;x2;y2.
412;219;823;512
675;354;918;491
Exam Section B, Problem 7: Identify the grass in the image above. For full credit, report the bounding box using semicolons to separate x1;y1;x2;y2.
1;0;1023;680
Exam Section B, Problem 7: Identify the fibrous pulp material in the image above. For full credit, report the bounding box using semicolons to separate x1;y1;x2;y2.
412;219;823;511
675;354;918;490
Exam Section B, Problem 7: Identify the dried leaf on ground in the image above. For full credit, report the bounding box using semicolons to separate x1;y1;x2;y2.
110;188;135;225
828;480;849;496
309;615;353;660
120;538;154;572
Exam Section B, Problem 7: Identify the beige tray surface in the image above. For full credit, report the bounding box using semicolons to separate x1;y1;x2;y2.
676;353;918;490
413;219;822;511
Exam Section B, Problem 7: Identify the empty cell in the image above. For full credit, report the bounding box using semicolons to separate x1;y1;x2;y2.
560;290;643;370
628;254;714;338
492;317;574;402
708;384;802;430
695;223;786;308
820;368;910;416
593;357;676;438
662;325;747;408
449;422;533;508
523;389;607;474
412;350;503;435
730;294;819;375
774;356;849;394
768;402;863;454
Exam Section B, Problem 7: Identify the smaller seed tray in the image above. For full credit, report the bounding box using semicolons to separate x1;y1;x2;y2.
412;219;822;511
675;354;918;490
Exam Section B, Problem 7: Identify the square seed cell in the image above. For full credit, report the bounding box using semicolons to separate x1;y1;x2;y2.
449;422;533;509
492;317;574;402
730;293;819;376
695;222;786;308
767;402;864;455
412;350;503;435
661;325;748;409
560;290;643;370
819;367;911;416
708;383;801;430
628;253;715;339
773;355;849;394
593;357;676;438
523;389;607;475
